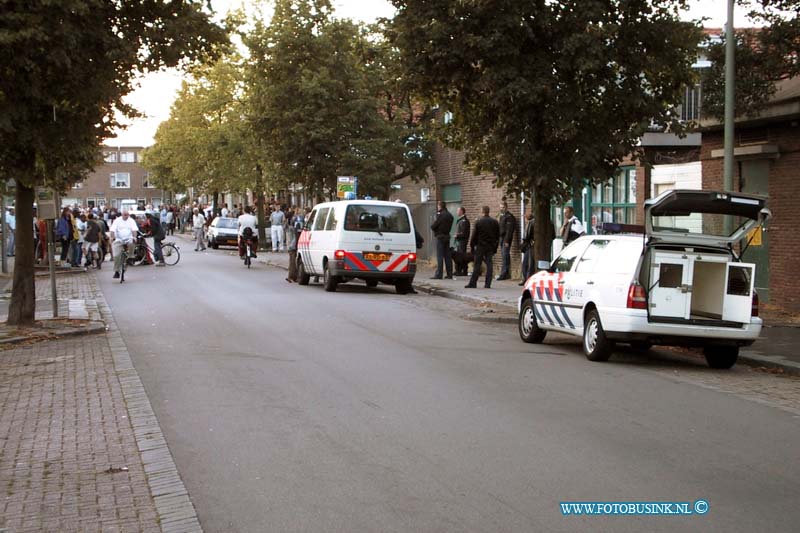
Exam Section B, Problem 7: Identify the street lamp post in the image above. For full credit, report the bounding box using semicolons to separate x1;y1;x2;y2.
723;0;736;234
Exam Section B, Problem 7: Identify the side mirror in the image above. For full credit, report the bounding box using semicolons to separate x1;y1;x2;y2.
537;260;551;271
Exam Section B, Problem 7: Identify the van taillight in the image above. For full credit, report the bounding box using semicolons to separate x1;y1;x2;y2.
408;253;417;263
334;250;345;259
752;291;759;318
627;283;647;309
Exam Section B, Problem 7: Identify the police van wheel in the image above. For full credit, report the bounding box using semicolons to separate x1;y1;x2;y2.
395;279;412;294
519;299;546;344
323;263;337;292
583;308;613;362
365;279;378;288
297;260;310;286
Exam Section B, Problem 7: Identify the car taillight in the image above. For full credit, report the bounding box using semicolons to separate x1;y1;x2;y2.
627;283;647;309
752;291;759;318
334;250;345;259
407;253;417;263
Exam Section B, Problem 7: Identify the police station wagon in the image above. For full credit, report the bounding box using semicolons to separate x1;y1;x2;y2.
518;190;771;369
297;200;418;293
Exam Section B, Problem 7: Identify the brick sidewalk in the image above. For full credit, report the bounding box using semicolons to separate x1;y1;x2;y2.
0;271;200;532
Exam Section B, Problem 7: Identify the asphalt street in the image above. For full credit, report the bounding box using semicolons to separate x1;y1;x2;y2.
98;237;800;532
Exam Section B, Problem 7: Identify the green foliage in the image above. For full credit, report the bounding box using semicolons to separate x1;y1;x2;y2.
141;54;257;198
702;1;799;120
0;0;227;189
244;0;432;199
389;0;704;200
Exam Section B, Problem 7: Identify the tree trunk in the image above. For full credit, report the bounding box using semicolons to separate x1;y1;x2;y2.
7;182;36;326
212;191;219;216
255;165;267;251
533;188;554;266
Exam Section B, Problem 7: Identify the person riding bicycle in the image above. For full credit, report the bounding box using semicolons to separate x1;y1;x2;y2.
146;211;166;266
237;206;258;259
109;209;139;279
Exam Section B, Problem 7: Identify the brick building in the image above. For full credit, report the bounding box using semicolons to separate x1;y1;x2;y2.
62;146;171;210
700;77;800;312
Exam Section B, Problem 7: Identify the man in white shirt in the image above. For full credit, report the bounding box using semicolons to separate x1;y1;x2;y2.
560;206;585;245
237;205;258;258
5;207;15;257
221;203;229;218
269;206;285;252
109;210;139;278
193;208;207;251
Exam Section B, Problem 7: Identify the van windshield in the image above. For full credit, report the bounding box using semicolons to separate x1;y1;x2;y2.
344;205;411;234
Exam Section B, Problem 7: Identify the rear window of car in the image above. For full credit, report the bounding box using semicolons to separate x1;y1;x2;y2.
344;205;410;233
216;218;238;229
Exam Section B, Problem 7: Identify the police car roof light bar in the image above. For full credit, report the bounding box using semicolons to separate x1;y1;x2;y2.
599;222;645;235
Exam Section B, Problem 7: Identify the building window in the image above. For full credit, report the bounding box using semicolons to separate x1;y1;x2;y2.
104;151;118;163
72;181;83;189
680;85;701;122
110;172;130;188
120;151;136;163
589;167;637;233
143;173;156;188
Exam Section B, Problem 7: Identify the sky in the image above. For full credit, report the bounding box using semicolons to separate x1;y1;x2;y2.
107;0;758;147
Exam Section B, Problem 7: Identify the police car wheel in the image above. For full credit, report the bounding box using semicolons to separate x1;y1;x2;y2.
519;299;546;344
583;308;613;362
297;260;310;286
703;345;739;369
323;263;338;292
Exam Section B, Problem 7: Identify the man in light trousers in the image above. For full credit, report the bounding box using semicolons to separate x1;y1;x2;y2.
270;206;285;252
193;208;206;251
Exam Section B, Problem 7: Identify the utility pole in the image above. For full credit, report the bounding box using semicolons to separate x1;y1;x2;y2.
723;0;736;233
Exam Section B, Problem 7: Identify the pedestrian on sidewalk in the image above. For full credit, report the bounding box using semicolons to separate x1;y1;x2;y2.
285;210;299;282
519;210;535;285
55;208;73;266
465;205;500;289
454;206;470;276
560;206;585;245
270;205;286;252
192;208;206;251
430;201;454;279
147;212;166;266
83;212;102;269
5;207;15;257
496;201;516;280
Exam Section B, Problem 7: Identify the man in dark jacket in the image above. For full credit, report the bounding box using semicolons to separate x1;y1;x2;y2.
519;210;535;285
430;201;454;279
466;205;500;289
497;201;517;280
454;206;470;276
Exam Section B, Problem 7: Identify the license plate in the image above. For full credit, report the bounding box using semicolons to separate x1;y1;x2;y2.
363;252;391;261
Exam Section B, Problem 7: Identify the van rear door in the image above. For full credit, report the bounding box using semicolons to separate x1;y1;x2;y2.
339;203;414;274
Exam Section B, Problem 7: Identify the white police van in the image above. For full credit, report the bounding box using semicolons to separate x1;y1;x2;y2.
518;190;770;369
297;200;418;293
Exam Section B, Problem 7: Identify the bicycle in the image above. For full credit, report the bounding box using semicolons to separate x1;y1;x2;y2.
129;233;181;267
243;237;254;268
119;244;129;283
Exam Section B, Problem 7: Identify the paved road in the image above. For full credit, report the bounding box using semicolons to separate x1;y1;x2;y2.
98;238;800;532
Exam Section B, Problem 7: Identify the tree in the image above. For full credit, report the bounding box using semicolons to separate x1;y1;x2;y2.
0;1;226;325
141;53;255;204
389;0;704;262
244;0;431;201
702;0;799;119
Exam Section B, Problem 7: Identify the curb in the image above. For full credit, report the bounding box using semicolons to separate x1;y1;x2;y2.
93;274;204;533
414;282;517;310
0;321;106;346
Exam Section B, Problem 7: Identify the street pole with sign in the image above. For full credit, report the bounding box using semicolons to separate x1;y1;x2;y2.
36;188;59;318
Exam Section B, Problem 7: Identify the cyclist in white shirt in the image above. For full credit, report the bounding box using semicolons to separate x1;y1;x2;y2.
237;205;258;258
109;210;139;278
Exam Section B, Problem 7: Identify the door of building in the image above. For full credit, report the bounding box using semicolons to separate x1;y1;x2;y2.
740;159;770;302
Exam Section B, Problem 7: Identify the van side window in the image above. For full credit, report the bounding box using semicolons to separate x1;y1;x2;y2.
325;208;337;231
314;208;330;231
305;210;317;230
553;239;591;273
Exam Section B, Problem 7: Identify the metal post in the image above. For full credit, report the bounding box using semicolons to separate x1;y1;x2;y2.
47;219;57;318
723;0;736;234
